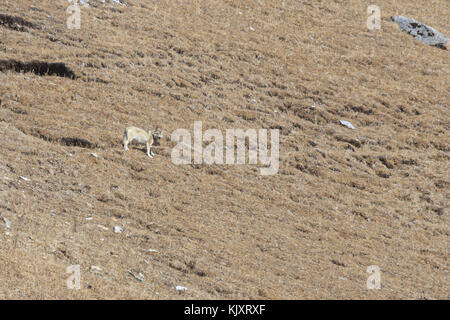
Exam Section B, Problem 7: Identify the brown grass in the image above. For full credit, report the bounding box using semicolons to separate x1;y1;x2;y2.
0;0;448;299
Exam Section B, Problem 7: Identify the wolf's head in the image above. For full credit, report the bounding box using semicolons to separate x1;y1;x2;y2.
152;127;163;141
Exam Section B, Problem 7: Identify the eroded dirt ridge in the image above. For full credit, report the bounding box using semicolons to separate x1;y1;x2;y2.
0;60;77;79
0;13;36;31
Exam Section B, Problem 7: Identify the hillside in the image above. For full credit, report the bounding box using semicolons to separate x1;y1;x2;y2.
0;0;448;299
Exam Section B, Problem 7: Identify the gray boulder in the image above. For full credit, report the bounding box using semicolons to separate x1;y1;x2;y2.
391;16;449;50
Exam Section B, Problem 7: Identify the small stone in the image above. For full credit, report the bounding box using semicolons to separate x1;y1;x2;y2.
176;285;187;292
3;217;11;228
340;120;355;130
114;226;123;233
128;271;145;282
90;265;102;273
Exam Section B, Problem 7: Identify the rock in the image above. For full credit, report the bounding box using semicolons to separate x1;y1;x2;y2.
112;0;127;6
68;0;90;6
2;217;11;228
114;226;123;233
128;271;145;282
90;265;102;273
340;120;355;130
90;153;98;158
19;176;30;181
176;285;187;292
391;16;449;50
68;0;127;7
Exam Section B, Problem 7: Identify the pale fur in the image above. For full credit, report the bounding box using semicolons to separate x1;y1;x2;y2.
123;126;163;158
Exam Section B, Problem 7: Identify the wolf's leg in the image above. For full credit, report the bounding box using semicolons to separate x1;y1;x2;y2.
123;134;129;151
147;141;153;158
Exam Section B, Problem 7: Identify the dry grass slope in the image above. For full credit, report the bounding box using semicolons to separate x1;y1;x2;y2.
0;0;448;299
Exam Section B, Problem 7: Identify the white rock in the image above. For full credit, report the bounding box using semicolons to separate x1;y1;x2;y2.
3;217;11;228
90;265;102;272
90;153;98;158
68;0;90;6
19;176;30;181
77;0;88;4
114;226;123;233
176;285;187;292
340;120;355;130
112;0;127;6
128;271;145;282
